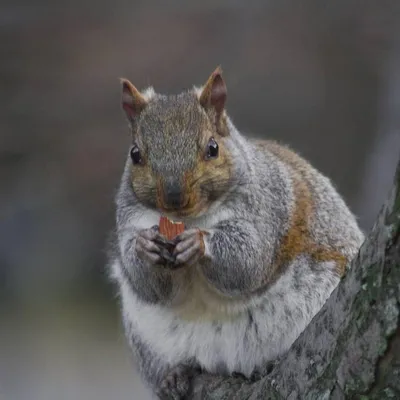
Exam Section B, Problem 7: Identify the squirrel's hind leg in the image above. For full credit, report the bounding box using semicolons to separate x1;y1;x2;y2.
156;360;201;400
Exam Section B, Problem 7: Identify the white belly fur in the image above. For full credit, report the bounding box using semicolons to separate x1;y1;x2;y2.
117;257;339;376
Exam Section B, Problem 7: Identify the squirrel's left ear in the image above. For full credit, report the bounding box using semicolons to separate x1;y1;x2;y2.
120;78;147;122
199;66;228;136
199;66;227;115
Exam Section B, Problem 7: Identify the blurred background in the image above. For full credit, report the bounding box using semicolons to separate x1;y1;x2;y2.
1;1;400;399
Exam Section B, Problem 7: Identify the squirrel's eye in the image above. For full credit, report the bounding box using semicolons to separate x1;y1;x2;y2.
130;146;142;165
206;137;219;160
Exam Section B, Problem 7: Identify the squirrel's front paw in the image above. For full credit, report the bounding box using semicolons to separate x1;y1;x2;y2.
136;226;174;266
173;229;206;267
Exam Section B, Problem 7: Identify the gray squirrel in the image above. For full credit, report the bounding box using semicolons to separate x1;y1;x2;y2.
108;67;364;399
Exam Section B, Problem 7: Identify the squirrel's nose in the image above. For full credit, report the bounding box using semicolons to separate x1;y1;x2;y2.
163;180;184;209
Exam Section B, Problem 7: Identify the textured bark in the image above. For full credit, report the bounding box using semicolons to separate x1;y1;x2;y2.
191;156;400;400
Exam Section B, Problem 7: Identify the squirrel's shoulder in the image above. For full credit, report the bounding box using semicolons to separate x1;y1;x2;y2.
248;138;314;175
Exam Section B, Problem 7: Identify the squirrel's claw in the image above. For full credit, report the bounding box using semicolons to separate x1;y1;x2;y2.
151;227;180;266
135;228;166;266
143;227;207;269
173;229;206;267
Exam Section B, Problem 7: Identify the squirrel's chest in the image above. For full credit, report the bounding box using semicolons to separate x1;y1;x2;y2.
171;266;251;321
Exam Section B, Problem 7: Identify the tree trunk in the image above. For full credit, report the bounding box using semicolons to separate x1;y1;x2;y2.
191;156;400;400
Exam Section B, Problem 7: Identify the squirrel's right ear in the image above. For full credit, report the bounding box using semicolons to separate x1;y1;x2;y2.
120;78;147;121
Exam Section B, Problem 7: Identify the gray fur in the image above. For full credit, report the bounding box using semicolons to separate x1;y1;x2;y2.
108;85;364;399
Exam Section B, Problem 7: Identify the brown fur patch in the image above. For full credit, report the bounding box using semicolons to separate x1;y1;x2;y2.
197;229;206;256
178;134;234;217
155;176;164;210
130;162;158;208
256;140;349;279
274;171;312;270
312;248;348;276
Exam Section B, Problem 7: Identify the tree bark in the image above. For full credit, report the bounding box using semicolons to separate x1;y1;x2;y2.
191;156;400;400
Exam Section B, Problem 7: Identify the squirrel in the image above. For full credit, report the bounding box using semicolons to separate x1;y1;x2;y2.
108;67;364;400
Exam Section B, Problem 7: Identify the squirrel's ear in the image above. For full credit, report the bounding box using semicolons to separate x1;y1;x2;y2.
120;78;147;121
199;66;227;116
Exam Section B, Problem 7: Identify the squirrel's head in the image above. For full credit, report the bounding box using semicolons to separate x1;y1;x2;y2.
120;67;234;218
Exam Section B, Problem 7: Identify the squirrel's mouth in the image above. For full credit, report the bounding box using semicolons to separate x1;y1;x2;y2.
160;207;198;219
159;199;208;219
157;190;209;219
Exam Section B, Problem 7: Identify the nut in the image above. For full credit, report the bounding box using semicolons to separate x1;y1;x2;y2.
159;216;185;240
